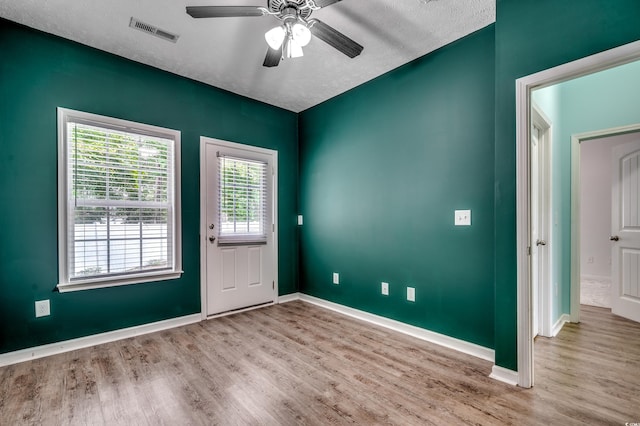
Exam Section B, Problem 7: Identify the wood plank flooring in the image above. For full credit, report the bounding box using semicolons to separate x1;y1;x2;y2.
1;302;639;425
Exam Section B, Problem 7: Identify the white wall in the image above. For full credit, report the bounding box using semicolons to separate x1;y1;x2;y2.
580;132;640;278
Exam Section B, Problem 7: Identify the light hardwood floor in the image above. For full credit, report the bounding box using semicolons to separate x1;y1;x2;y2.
1;301;639;425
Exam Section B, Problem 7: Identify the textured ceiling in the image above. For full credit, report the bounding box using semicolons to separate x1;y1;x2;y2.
0;0;495;112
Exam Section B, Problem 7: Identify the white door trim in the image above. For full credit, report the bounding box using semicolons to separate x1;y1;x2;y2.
571;124;640;324
199;137;279;320
515;39;640;388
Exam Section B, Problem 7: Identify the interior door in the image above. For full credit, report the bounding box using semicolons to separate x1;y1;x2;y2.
203;139;276;316
611;138;640;323
531;125;541;336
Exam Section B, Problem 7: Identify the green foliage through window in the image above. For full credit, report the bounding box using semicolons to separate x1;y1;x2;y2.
218;155;267;242
66;121;174;279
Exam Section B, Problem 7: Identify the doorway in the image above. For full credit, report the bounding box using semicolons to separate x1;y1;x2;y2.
572;129;640;323
578;136;614;310
200;137;278;318
515;40;640;388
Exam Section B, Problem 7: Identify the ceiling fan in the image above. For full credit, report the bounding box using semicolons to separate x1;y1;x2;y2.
186;0;364;67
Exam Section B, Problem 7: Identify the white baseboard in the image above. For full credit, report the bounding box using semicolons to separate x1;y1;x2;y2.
489;365;519;386
2;293;505;380
0;313;201;367
278;292;302;304
552;313;571;337
298;294;495;362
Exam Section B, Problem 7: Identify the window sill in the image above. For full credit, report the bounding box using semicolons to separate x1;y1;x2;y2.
57;270;184;293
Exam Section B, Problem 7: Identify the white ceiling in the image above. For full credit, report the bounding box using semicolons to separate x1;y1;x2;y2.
0;0;495;112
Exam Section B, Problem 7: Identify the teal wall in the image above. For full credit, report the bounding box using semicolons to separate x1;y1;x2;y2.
0;19;299;353
495;0;640;369
298;26;496;349
533;59;640;323
4;1;640;370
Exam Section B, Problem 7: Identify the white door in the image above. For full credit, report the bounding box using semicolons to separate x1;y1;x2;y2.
530;106;552;338
611;139;640;323
531;125;542;336
202;138;277;316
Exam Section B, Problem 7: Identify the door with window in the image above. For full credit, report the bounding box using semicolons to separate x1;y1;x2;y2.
611;139;640;323
201;138;276;316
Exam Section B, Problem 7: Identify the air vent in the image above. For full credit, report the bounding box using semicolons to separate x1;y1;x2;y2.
129;17;179;43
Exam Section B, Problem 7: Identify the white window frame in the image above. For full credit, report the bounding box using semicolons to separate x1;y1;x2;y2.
217;154;270;245
57;108;182;292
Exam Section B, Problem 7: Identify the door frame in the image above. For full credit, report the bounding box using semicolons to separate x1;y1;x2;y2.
571;124;640;323
199;136;279;320
531;104;553;338
515;39;640;388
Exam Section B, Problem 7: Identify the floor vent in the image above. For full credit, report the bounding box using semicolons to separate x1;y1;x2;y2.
129;17;179;43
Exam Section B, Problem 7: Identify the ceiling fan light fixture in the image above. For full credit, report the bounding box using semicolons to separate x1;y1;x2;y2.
185;1;364;67
285;38;304;58
291;22;311;47
265;25;286;50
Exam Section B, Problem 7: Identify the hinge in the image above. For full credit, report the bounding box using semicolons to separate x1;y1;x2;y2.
272;223;275;232
528;246;531;255
272;281;275;290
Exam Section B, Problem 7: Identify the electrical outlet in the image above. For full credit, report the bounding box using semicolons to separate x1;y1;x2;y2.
35;300;50;318
588;257;594;264
381;282;389;296
454;210;471;226
333;272;340;285
407;287;415;302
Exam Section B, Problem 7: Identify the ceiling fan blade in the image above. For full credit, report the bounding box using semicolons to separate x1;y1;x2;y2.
312;0;343;8
263;46;282;67
308;19;363;58
186;6;265;18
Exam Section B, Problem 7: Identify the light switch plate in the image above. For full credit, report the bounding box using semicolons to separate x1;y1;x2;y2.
297;215;303;225
407;287;415;302
381;282;389;296
455;209;471;226
333;273;340;285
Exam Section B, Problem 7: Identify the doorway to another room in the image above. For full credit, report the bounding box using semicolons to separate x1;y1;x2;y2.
576;130;640;321
516;41;640;388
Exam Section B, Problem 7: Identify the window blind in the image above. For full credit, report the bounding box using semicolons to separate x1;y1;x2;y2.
66;121;175;280
217;154;268;244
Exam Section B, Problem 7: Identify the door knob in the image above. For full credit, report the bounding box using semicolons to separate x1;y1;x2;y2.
209;236;216;243
610;236;619;241
536;239;546;246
